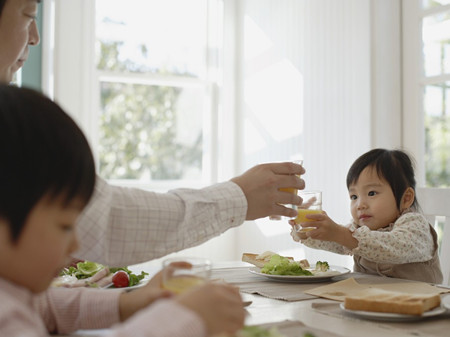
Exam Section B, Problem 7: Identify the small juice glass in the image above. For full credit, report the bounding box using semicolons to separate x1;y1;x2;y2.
161;257;211;294
294;190;322;232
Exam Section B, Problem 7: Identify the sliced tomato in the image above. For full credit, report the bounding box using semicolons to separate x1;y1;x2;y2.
112;270;130;288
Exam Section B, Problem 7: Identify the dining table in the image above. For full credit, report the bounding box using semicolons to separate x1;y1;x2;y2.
60;260;450;337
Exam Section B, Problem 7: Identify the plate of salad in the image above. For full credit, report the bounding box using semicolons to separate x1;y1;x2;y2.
248;255;350;283
52;261;150;290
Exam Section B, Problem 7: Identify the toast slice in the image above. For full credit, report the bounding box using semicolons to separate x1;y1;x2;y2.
242;251;294;268
344;288;441;316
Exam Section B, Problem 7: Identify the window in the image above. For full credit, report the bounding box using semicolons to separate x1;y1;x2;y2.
403;0;450;188
93;0;222;189
403;0;450;252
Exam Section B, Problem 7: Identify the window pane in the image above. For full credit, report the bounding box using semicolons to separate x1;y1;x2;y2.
98;82;204;181
422;12;450;76
96;0;208;77
423;83;450;187
423;0;450;9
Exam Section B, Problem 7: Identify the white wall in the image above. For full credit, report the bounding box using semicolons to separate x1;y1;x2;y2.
228;0;372;268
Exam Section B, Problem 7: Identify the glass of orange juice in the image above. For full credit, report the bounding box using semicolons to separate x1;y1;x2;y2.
269;159;303;221
294;190;322;232
161;257;212;294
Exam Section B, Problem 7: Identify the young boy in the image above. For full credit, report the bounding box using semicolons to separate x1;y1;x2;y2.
0;85;245;336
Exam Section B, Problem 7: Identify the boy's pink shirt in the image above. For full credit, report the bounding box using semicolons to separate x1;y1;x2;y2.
0;277;206;337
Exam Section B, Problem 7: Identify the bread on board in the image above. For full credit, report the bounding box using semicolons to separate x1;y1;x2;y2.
344;288;441;316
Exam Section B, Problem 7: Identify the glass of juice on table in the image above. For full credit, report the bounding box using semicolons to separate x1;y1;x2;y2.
269;159;303;221
294;190;322;232
162;257;212;294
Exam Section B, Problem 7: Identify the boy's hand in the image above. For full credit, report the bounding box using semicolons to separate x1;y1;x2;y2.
118;265;185;321
176;283;245;336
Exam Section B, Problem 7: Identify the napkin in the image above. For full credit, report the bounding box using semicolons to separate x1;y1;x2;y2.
246;320;344;337
305;277;450;302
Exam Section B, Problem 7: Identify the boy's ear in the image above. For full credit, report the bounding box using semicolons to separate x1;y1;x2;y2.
401;187;415;211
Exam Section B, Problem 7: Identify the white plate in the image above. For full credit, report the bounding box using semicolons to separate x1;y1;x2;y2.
339;303;446;322
248;265;350;283
443;295;450;310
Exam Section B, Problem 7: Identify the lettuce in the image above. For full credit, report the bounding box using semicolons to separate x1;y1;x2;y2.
237;326;285;337
260;255;313;276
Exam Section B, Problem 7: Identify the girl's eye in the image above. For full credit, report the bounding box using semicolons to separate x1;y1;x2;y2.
350;194;357;200
368;191;377;196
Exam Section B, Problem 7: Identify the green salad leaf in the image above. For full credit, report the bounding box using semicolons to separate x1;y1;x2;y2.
60;261;148;287
237;326;285;337
260;255;313;276
61;261;105;279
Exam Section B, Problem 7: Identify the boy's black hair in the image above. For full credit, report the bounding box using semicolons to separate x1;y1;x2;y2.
346;148;419;211
0;85;96;242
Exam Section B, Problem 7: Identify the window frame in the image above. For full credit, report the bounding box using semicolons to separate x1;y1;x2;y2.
45;0;229;191
402;0;450;187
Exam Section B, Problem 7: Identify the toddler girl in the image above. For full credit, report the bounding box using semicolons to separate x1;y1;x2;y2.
291;148;443;283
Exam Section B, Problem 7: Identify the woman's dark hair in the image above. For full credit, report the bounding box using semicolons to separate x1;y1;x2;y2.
346;148;419;211
0;0;5;16
0;85;96;242
0;0;42;17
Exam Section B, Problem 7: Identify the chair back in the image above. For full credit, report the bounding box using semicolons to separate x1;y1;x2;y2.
416;187;450;285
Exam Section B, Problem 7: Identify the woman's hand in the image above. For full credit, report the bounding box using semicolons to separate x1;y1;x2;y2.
231;162;305;220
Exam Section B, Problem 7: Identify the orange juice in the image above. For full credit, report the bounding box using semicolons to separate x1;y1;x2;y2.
279;187;297;194
295;209;322;223
162;275;205;294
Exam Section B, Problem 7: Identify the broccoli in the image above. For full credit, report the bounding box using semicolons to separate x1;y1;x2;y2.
315;261;330;272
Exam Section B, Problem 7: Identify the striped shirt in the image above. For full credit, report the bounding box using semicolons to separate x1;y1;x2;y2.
75;177;247;266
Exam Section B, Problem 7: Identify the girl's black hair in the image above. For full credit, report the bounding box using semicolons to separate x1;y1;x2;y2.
346;148;419;211
0;85;96;242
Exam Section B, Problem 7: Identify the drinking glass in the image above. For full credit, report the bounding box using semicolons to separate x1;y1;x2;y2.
294;190;322;232
161;257;212;294
270;159;303;221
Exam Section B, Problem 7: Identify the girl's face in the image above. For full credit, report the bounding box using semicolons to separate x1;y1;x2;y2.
348;166;400;230
0;0;40;83
0;195;82;293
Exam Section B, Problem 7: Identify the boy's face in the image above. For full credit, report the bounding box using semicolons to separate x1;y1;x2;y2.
0;195;82;293
0;0;40;83
348;166;400;230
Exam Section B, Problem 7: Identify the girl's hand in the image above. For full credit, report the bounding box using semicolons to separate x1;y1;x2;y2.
298;211;341;242
289;213;358;249
288;211;340;242
288;220;308;242
176;283;245;336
